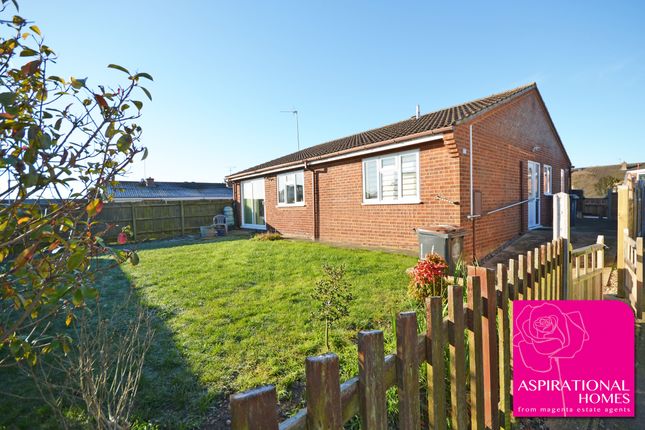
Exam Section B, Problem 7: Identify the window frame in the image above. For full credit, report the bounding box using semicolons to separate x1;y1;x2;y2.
543;164;553;195
277;170;305;207
362;149;420;205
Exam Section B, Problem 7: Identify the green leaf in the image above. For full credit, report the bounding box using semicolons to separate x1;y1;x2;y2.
141;147;148;161
48;75;65;84
81;285;98;300
105;122;117;139
117;134;132;152
140;86;152;101
72;289;83;307
0;92;16;107
66;248;86;271
107;63;130;75
132;100;143;111
134;72;153;81
19;47;38;56
29;25;41;36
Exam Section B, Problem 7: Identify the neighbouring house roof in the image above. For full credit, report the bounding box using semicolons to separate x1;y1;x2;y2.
228;83;539;180
572;162;645;198
106;180;233;201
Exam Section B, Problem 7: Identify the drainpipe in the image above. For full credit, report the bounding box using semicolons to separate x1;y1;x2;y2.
469;124;474;218
468;124;477;261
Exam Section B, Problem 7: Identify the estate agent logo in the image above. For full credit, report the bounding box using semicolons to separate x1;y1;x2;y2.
513;301;634;417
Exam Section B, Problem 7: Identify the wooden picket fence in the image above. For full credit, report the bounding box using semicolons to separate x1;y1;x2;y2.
618;181;645;317
230;237;604;430
569;236;605;300
622;229;644;319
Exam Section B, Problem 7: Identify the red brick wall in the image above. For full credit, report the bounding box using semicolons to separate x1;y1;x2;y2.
314;141;461;251
454;89;571;260
263;170;314;239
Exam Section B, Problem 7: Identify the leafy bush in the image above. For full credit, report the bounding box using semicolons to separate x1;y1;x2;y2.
407;253;448;304
311;264;353;351
0;0;151;364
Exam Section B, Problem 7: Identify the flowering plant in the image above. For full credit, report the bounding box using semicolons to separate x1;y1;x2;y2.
407;253;448;303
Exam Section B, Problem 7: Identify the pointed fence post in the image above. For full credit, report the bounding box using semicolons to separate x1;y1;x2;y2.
396;312;420;430
467;275;484;430
306;353;342;429
426;296;447;429
448;284;468;430
358;330;387;430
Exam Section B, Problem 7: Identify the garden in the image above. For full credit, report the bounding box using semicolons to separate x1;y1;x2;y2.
1;236;439;428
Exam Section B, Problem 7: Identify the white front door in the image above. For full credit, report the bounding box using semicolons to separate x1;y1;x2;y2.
527;161;540;229
241;179;266;229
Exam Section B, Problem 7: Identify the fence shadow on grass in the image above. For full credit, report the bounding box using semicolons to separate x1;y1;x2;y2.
0;259;213;429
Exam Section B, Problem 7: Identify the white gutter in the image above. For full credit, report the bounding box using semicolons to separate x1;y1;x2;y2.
229;133;444;181
308;134;443;166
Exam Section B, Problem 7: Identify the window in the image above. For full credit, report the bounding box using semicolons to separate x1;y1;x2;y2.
277;170;304;205
560;168;567;192
362;150;419;203
543;165;552;195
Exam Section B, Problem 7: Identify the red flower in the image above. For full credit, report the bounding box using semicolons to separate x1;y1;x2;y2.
117;232;127;245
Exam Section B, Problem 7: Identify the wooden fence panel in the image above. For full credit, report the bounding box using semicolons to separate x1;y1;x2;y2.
96;199;232;241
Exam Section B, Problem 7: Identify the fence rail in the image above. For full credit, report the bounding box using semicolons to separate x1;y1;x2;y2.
230;236;604;430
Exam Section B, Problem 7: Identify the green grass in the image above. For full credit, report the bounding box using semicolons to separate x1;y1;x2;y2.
1;236;419;428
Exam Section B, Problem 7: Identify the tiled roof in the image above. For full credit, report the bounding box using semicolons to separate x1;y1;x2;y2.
106;181;232;200
230;83;536;177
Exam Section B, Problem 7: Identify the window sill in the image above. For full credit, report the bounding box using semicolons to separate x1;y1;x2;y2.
362;199;421;206
277;203;306;208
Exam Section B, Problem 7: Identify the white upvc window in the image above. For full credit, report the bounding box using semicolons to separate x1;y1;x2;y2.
277;170;305;206
543;165;553;195
560;168;567;192
362;150;420;204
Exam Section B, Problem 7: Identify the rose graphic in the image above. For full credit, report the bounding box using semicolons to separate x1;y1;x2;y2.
514;302;589;373
514;302;590;416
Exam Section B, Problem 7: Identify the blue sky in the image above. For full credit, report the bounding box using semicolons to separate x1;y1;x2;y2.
18;0;645;182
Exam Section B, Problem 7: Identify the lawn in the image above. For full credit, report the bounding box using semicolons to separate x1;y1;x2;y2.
1;236;419;429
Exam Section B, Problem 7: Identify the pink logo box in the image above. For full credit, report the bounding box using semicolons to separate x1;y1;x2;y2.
513;300;634;417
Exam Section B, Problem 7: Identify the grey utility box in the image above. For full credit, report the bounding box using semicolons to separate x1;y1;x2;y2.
417;225;466;272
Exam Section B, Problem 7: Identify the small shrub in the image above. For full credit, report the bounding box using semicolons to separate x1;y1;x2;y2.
251;232;284;241
407;253;448;304
311;264;353;351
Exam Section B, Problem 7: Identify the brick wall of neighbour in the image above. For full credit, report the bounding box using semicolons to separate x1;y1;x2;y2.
454;89;571;260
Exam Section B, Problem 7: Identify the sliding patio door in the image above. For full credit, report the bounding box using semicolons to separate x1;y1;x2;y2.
241;179;266;229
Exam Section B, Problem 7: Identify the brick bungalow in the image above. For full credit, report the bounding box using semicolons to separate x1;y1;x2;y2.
226;83;572;260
